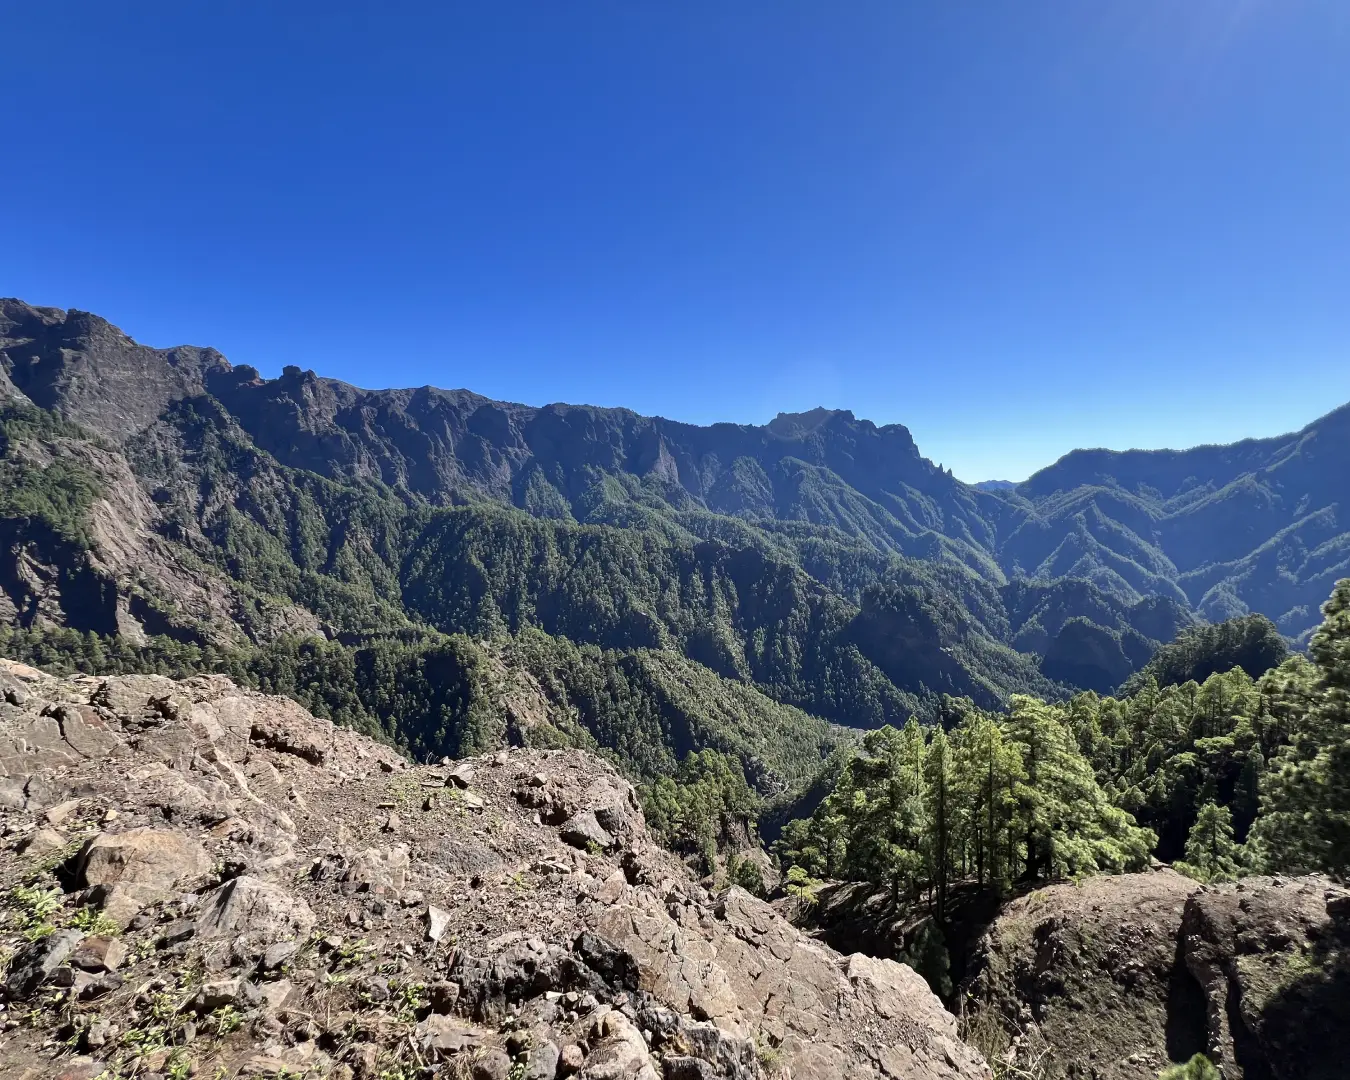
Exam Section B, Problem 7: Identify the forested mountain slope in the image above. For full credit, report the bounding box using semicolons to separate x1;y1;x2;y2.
1;297;1345;788
1008;404;1350;639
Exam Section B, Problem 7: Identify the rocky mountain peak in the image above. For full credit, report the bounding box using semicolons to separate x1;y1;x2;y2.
0;301;232;442
765;408;852;437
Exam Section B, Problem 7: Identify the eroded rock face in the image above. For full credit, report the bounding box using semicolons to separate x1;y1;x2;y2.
962;870;1203;1080
963;870;1350;1080
193;875;317;946
0;660;989;1080
1180;876;1350;1080
76;826;212;892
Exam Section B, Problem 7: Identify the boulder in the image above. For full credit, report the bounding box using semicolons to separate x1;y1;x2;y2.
261;940;299;971
191;975;249;1012
446;762;475;788
1180;876;1350;1080
424;904;452;942
3;928;85;999
344;844;411;891
577;1009;658;1079
470;1049;513;1080
88;881;167;928
76;826;212;892
70;935;127;972
961;869;1199;1080
415;1014;489;1059
525;1041;561;1080
20;826;69;858
194;875;316;942
560;810;614;852
0;775;26;809
44;798;82;825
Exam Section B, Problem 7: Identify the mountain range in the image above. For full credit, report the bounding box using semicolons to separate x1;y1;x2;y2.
2;298;1347;785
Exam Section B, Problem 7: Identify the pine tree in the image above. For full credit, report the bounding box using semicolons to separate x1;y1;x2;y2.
1005;696;1155;879
924;727;954;921
1175;801;1242;883
952;711;1023;890
1250;578;1350;874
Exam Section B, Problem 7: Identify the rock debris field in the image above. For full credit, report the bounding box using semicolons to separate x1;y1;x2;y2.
0;658;989;1080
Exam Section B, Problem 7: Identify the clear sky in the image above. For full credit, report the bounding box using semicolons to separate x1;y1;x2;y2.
3;2;1349;481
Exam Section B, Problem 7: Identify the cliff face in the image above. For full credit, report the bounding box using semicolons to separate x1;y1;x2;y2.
0;299;985;534
0;300;230;443
963;870;1350;1080
0;658;989;1080
1179;876;1350;1080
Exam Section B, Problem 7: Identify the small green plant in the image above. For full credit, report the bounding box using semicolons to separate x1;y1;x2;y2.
1276;943;1321;989
331;937;375;970
22;919;57;942
1159;1054;1221;1080
376;1048;418;1080
391;979;428;1023
122;1023;170;1057
166;1050;193;1080
385;775;422;811
149;990;182;1023
215;1004;244;1036
9;883;63;936
72;905;122;936
755;1039;783;1074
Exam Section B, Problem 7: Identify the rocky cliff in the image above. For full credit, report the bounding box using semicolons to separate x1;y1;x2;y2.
0;658;989;1080
963;869;1350;1080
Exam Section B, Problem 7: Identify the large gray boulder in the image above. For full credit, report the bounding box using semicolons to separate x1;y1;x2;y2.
76;826;213;891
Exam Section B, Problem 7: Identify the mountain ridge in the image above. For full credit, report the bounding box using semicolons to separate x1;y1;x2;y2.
6;297;1345;637
0;297;1346;784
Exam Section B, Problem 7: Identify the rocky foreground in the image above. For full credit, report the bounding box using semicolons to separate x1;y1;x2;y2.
0;659;989;1080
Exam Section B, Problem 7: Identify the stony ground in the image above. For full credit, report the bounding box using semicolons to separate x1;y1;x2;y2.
0;659;989;1080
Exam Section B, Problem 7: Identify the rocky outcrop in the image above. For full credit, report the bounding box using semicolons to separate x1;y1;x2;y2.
76;826;213;892
1179;876;1350;1080
0;659;989;1080
962;869;1201;1080
963;870;1350;1080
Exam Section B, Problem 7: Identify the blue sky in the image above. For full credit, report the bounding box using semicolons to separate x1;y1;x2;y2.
3;2;1349;481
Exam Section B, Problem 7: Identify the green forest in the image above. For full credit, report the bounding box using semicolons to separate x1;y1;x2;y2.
8;575;1350;906
775;579;1350;912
